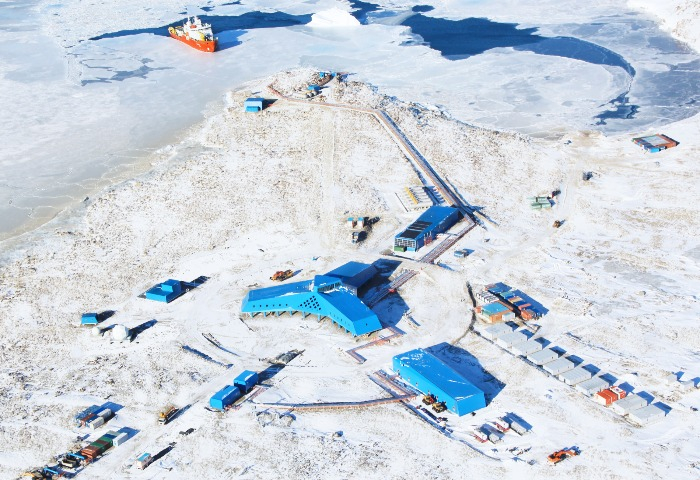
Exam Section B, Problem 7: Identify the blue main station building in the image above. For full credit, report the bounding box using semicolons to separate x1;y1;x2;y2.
241;262;382;336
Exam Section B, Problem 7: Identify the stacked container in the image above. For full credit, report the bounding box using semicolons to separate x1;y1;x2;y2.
79;431;116;461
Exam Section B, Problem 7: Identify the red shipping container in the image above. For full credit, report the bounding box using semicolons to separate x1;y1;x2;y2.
594;387;627;406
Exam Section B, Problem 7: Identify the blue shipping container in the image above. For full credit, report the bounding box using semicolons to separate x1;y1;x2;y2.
233;370;259;394
209;385;241;410
81;313;99;325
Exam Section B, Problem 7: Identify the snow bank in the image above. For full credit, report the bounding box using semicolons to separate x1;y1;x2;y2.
628;0;700;52
308;8;361;28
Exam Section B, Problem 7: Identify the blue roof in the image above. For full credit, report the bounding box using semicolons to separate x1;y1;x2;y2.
394;349;484;401
322;290;376;321
245;97;264;103
326;261;377;290
312;275;342;292
211;385;239;401
395;206;460;240
240;262;382;336
245;280;312;302
481;302;510;315
416;206;460;224
486;282;512;294
234;370;258;384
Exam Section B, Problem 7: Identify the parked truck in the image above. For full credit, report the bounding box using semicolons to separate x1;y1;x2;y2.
158;405;178;425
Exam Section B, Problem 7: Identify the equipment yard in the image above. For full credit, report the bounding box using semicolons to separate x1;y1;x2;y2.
1;65;699;480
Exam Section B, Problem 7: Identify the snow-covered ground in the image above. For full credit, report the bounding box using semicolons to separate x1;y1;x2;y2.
1;67;699;479
1;1;700;478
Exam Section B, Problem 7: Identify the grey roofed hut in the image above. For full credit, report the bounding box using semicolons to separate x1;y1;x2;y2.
496;331;528;349
575;376;611;396
512;339;543;356
612;394;648;415
559;366;593;385
628;404;666;425
527;348;559;365
543;357;575;376
482;323;515;340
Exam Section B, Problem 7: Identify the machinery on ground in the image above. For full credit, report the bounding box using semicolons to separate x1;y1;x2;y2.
158;405;179;425
548;448;579;465
58;453;84;469
270;270;293;281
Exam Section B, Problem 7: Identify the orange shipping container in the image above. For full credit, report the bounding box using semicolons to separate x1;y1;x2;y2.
594;386;627;406
594;389;616;406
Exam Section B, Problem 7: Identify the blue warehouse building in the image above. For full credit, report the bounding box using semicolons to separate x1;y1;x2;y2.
241;262;382;336
145;279;183;303
244;97;264;112
393;348;486;416
394;206;462;252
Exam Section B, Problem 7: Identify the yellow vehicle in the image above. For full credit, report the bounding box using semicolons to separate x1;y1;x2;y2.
158;405;178;425
270;270;293;281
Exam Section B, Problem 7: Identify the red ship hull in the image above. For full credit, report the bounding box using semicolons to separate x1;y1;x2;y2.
169;31;217;52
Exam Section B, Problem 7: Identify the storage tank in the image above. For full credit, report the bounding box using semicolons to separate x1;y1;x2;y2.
111;324;130;342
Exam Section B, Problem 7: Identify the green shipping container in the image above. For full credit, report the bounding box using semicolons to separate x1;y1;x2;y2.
98;437;114;447
394;245;406;252
93;440;110;451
